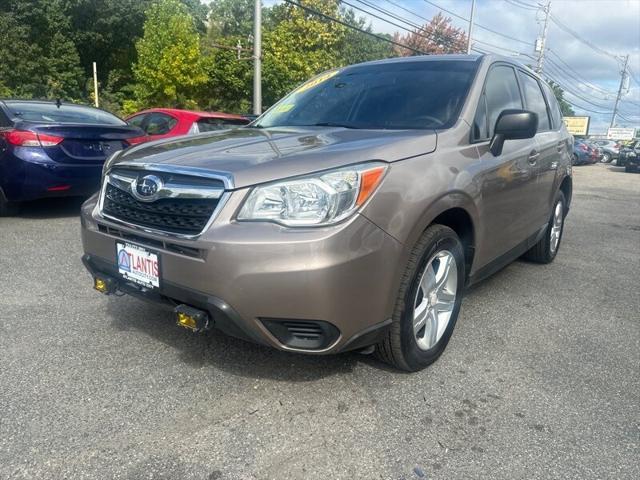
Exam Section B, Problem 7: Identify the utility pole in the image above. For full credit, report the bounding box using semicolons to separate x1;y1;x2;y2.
535;1;551;74
466;0;476;55
92;62;99;108
253;0;262;115
611;54;629;128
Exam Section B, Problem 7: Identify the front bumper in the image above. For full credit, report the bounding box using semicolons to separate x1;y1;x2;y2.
80;193;402;354
0;150;102;202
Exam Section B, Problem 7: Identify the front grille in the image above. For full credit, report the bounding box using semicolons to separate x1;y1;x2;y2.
103;183;220;235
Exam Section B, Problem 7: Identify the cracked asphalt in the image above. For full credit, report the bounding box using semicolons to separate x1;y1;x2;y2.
0;163;638;479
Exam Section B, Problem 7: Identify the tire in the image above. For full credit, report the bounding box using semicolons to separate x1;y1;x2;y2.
376;225;465;372
0;190;19;217
523;191;566;264
601;153;611;163
571;154;578;165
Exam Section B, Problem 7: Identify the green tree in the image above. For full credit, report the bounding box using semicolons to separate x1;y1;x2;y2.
128;0;208;112
208;0;255;38
262;0;346;106
547;80;575;116
338;8;394;65
0;11;45;98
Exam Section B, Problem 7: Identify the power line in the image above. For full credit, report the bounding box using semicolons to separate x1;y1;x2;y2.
282;0;426;55
549;14;619;61
504;0;539;11
543;72;613;115
421;0;534;46
546;49;617;96
346;0;459;50
627;65;640;86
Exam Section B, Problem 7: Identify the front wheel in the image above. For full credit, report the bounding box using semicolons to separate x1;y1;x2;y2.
601;153;612;163
376;225;465;372
523;191;566;264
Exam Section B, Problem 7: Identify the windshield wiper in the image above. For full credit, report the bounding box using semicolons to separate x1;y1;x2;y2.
306;122;361;129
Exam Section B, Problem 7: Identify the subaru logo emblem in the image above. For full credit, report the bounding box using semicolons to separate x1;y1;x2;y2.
134;174;162;201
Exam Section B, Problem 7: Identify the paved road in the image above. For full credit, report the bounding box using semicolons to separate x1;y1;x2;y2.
1;164;638;480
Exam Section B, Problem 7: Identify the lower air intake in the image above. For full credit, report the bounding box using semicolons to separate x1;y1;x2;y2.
260;319;340;350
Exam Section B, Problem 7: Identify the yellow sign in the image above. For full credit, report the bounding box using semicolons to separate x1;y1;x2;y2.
563;116;590;136
294;69;340;95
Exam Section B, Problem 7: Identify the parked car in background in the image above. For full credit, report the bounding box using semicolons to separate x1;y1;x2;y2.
573;139;597;165
126;108;250;143
0;100;145;216
586;141;603;162
592;139;621;163
618;140;639;172
82;54;573;372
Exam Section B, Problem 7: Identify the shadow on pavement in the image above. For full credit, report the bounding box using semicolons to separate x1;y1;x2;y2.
101;257;525;380
105;296;363;382
14;196;87;219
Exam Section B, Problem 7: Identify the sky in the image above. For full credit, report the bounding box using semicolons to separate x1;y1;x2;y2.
268;0;640;134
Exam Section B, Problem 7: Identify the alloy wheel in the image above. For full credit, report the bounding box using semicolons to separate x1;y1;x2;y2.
412;250;458;351
550;200;564;254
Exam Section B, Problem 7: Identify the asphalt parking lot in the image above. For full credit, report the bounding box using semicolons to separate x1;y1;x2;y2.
0;163;638;480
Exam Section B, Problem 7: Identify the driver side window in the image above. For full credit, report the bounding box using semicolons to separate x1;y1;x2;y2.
476;65;524;141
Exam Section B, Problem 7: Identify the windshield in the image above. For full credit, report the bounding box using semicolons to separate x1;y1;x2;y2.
5;102;126;126
256;60;478;130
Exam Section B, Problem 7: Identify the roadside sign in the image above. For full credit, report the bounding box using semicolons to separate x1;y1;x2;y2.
607;127;636;141
563;116;590;136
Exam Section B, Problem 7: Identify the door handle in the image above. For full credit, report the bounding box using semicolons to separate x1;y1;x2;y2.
528;151;539;164
557;141;565;153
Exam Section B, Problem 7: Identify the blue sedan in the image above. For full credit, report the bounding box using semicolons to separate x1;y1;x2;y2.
0;100;145;215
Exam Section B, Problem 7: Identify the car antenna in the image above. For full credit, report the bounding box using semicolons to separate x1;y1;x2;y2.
56;98;62;109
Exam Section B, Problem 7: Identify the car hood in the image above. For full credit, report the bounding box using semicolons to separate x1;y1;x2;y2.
112;126;437;188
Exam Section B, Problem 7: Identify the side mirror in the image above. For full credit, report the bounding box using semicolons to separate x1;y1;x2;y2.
489;109;538;156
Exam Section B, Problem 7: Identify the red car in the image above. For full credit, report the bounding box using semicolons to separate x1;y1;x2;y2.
125;108;250;143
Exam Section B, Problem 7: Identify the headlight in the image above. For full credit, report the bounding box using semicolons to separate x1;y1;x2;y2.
102;150;122;177
237;163;387;227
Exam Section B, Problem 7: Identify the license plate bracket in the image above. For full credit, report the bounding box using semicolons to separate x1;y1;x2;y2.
115;242;161;289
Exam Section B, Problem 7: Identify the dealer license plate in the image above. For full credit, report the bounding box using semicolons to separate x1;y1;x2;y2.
116;242;160;289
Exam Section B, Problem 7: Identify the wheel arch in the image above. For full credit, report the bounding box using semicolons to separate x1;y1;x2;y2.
400;192;480;283
559;175;572;212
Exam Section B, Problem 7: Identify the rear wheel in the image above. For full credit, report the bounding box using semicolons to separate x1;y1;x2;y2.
523;191;565;264
0;190;19;217
376;225;465;372
601;152;612;163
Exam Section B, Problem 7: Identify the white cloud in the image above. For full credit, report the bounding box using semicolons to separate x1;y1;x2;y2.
346;0;640;133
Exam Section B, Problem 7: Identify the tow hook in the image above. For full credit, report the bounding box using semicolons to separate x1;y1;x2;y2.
174;304;210;332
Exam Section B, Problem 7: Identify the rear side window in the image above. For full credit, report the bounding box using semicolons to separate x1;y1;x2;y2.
127;113;147;129
195;117;248;132
4;102;125;125
484;65;523;138
543;83;563;130
520;73;550;131
144;113;177;135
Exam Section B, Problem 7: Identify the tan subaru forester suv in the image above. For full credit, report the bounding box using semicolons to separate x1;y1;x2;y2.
81;54;572;371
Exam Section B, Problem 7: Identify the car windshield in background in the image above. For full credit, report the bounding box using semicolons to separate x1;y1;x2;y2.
5;102;126;125
256;60;478;130
196;118;248;132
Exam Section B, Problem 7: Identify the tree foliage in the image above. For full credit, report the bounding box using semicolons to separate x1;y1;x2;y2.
128;0;207;112
547;80;575;116
0;0;474;115
393;13;467;56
